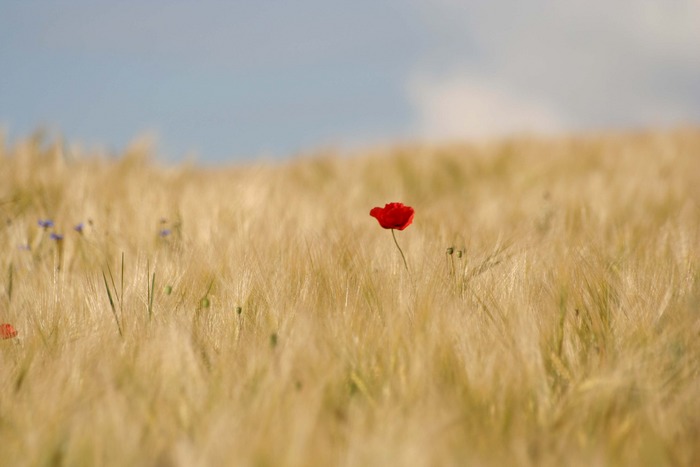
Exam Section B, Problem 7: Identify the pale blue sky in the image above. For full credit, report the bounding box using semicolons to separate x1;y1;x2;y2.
1;1;699;163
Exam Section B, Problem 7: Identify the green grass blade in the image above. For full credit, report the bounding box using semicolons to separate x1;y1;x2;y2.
102;270;123;337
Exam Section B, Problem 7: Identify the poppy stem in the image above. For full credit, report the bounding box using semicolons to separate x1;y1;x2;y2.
391;229;409;271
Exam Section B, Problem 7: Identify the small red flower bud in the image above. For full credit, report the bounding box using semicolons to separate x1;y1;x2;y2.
0;323;18;339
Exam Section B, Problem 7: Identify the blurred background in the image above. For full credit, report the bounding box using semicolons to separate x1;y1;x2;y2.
1;0;699;164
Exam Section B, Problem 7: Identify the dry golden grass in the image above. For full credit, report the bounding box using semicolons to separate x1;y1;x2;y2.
1;128;699;466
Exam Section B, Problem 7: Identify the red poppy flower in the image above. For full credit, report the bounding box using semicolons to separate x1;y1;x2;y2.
369;202;415;230
0;323;18;339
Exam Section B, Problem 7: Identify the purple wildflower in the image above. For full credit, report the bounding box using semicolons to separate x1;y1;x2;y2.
50;233;64;241
159;229;172;238
74;223;84;234
38;219;54;229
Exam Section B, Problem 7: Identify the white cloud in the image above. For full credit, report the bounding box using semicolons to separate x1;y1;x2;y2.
409;0;700;135
407;73;568;140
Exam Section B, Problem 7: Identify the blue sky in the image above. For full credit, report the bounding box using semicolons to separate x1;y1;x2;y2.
1;1;699;163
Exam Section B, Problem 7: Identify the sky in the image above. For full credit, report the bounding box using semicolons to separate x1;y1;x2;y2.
1;0;699;164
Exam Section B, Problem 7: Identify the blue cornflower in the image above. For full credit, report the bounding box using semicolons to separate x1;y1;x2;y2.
50;233;64;241
38;219;54;229
74;223;84;234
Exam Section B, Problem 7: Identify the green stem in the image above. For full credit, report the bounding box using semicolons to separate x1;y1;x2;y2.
391;229;409;271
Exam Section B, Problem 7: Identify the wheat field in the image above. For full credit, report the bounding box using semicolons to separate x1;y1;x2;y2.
1;129;699;466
